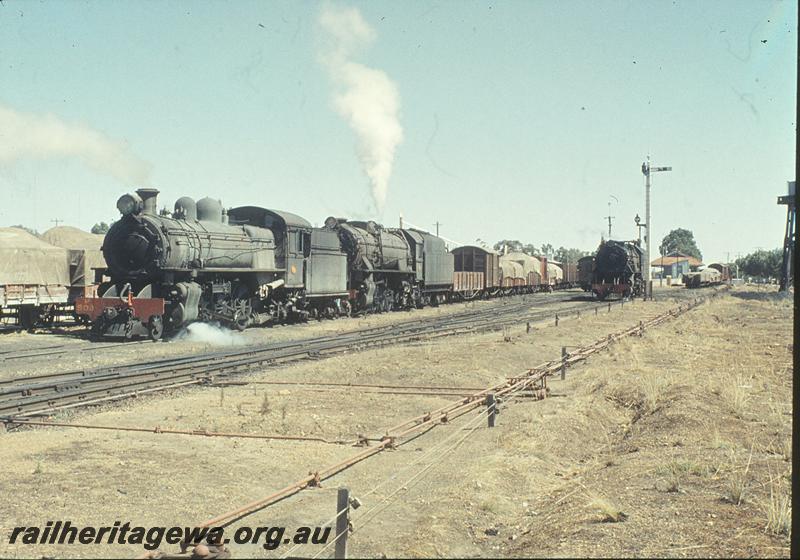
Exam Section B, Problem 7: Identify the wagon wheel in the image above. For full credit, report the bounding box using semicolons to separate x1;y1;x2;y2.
148;315;163;342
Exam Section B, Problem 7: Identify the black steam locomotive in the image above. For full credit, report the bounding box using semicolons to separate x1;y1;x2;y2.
75;189;453;339
591;239;644;299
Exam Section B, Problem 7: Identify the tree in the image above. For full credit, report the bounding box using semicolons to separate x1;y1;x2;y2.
11;224;39;236
91;222;110;234
493;240;523;253
735;249;782;279
521;243;538;256
540;243;554;258
659;228;702;260
554;247;591;263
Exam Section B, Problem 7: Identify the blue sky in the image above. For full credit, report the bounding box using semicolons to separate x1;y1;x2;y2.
0;0;795;263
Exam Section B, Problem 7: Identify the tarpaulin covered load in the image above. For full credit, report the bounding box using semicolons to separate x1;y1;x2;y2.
547;262;563;283
499;257;525;286
42;226;106;287
0;227;70;306
0;227;70;286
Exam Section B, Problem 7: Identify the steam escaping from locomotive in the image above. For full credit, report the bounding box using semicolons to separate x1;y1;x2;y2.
0;103;152;186
175;322;246;347
318;3;403;213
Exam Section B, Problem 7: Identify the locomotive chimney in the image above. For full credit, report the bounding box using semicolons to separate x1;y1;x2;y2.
136;188;159;215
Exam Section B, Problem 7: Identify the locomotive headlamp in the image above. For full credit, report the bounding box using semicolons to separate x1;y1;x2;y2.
117;192;143;216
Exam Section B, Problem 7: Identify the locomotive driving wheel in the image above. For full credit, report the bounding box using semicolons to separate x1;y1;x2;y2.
232;299;252;331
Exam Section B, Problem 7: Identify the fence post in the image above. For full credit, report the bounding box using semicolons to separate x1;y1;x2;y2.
486;394;496;428
595;306;598;316
526;322;531;334
607;302;611;313
554;313;559;326
561;347;567;380
335;488;350;559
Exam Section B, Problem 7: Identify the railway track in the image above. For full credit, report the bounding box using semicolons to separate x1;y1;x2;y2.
0;292;600;418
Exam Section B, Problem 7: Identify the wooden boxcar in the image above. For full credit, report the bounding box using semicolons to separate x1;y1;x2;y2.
451;245;501;298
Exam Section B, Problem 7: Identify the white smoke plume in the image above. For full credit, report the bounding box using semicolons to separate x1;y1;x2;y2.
0;103;152;186
174;322;246;347
318;3;403;213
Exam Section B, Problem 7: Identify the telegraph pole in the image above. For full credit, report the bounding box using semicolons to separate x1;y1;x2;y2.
51;219;63;227
433;221;442;237
641;158;672;297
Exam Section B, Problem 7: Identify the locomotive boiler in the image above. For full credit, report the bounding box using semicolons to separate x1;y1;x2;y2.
591;239;644;299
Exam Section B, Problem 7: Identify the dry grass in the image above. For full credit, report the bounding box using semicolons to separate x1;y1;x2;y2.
655;460;707;493
725;471;750;506
259;393;271;416
720;373;751;418
710;427;734;450
724;448;753;506
587;496;627;523
638;371;670;412
781;437;792;462
479;498;501;514
764;482;792;536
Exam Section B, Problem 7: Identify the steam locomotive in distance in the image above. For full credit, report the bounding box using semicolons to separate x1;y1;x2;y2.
75;189;454;340
590;239;644;299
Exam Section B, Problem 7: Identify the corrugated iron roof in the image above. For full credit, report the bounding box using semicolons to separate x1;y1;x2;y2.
651;254;703;267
